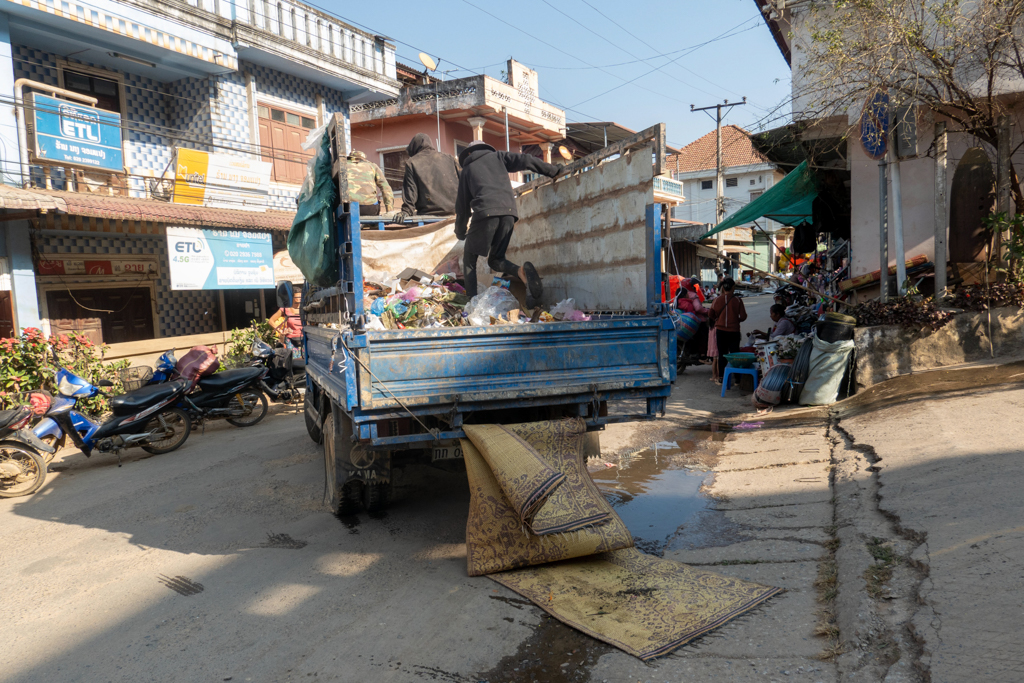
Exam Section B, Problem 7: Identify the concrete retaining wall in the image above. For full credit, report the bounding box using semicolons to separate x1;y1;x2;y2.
854;306;1024;389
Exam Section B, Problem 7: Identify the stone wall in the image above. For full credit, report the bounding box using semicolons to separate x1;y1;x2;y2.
854;306;1024;389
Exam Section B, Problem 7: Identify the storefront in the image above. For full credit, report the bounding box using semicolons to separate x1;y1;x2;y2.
27;193;293;348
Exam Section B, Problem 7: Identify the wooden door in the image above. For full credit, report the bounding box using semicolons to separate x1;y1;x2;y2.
46;288;154;345
0;292;13;338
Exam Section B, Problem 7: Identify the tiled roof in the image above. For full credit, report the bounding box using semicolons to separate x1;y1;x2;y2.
665;125;772;175
0;185;294;231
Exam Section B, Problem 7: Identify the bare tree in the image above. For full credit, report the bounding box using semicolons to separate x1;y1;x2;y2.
796;0;1024;210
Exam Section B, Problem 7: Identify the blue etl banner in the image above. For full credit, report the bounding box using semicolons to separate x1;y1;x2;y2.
166;227;275;290
30;93;124;172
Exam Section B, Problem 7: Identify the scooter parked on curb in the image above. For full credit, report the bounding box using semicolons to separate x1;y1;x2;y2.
250;339;305;403
0;401;54;497
33;363;192;464
149;349;271;428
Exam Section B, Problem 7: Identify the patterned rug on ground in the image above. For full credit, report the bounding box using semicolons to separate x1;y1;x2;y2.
462;418;782;660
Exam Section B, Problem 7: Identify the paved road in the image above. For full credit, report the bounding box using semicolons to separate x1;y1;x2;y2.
0;349;831;683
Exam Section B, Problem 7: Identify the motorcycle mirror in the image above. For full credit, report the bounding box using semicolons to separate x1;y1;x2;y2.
98;379;114;387
276;281;293;310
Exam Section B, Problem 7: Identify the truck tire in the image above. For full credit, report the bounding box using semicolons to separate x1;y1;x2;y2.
305;389;322;444
322;410;362;515
363;481;391;513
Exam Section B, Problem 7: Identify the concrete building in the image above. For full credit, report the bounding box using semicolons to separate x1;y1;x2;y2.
666;125;786;275
757;0;1023;298
0;0;398;350
349;59;566;199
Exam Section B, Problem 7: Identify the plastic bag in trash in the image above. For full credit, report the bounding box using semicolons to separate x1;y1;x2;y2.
370;298;386;316
366;313;386;331
550;299;578;319
465;286;520;326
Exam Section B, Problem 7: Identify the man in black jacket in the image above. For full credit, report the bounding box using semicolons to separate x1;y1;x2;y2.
399;133;460;221
455;140;562;301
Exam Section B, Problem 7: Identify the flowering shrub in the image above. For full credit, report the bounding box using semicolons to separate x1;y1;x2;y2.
224;319;277;368
0;328;130;414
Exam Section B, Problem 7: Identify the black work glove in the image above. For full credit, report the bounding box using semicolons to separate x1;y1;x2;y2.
455;224;467;241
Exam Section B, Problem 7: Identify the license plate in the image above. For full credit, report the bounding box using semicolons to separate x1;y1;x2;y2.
432;446;463;462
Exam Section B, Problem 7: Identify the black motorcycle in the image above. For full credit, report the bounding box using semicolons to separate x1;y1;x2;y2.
151;350;270;428
250;339;305;403
0;402;54;498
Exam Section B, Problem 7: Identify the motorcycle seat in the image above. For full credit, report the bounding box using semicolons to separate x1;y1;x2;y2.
196;367;264;392
0;407;29;431
110;380;187;417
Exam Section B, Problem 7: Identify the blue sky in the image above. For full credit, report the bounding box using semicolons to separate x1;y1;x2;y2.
319;0;792;149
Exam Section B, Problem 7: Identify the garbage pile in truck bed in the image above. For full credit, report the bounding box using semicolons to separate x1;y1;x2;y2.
363;268;591;330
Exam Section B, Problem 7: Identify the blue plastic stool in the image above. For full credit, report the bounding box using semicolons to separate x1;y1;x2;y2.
721;366;759;397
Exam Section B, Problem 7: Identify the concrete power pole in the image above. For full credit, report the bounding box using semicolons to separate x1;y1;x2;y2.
692;98;746;280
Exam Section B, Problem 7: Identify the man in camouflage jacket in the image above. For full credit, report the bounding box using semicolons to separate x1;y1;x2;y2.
346;150;394;216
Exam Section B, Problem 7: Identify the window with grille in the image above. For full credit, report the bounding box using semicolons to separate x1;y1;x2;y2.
257;104;317;184
701;180;713;190
381;150;409;189
726;177;738;188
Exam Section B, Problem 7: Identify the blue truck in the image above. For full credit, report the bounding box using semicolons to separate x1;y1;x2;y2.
301;122;677;514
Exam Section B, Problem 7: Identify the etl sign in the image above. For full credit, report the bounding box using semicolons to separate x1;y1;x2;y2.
28;93;124;173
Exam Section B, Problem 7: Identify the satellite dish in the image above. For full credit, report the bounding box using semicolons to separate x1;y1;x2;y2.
558;145;572;160
418;52;437;71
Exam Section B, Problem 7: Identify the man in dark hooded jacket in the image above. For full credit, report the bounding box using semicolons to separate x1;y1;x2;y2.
455;140;563;300
399;133;460;220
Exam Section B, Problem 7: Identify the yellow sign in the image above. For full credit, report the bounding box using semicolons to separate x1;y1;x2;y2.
172;148;273;212
173;148;208;206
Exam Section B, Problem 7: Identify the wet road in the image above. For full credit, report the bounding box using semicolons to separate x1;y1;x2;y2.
0;408;743;683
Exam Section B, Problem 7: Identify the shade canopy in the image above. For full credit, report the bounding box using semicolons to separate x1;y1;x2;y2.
700;160;818;239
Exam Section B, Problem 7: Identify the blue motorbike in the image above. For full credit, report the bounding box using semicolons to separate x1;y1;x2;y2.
33;364;192;462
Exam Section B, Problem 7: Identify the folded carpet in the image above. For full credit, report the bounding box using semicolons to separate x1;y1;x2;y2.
462;418;782;660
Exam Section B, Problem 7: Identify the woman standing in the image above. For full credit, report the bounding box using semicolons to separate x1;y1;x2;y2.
709;278;747;383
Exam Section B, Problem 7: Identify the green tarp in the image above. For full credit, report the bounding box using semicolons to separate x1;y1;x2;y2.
699;160;818;239
287;133;338;287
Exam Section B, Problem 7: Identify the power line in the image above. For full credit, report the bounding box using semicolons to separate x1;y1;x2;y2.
576;0;769;111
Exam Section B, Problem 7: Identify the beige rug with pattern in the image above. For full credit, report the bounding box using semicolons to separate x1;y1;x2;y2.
462;418;782;660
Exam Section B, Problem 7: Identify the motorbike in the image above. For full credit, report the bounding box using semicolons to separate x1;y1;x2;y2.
150;349;270;428
250;339;305;403
0;401;54;497
33;364;192;463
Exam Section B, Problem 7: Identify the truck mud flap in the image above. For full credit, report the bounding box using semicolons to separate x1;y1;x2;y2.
344;447;391;485
325;409;391;489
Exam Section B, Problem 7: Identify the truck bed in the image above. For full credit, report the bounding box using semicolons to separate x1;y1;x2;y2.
307;315;673;417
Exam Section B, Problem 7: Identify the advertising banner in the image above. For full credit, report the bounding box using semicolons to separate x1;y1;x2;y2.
173;148;273;212
166;227;275;290
29;93;124;173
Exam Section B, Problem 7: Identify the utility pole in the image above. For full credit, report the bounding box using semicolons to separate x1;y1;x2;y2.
692;98;746;280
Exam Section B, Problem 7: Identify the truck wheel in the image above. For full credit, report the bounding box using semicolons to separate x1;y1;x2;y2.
305;390;322;444
363;481;391;513
337;480;363;516
323;410;362;515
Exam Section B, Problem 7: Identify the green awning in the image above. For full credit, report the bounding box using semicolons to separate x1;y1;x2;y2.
699;160;818;239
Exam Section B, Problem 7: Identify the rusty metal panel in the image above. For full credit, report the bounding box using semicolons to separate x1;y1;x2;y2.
507;146;655;312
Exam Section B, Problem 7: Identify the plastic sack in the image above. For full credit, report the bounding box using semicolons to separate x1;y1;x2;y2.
176;346;220;383
465;286;520;326
669;310;700;342
798;333;855;406
754;363;792;406
287;133;338;286
550;299;578;320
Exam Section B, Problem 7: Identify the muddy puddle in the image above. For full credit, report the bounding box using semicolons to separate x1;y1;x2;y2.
589;425;731;555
